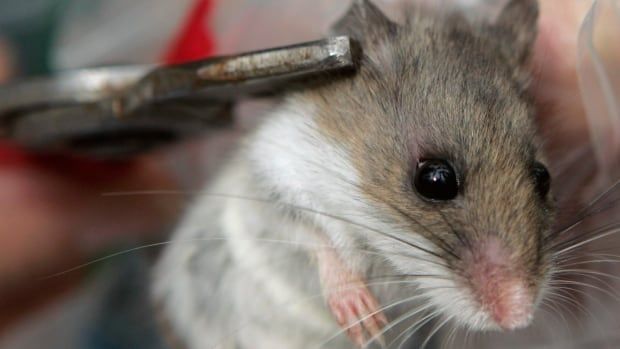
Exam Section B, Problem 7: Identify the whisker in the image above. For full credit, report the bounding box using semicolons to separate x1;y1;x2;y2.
43;234;452;280
366;190;462;264
554;268;620;283
211;279;438;349
374;289;460;349
546;178;620;242
544;288;588;328
462;326;472;349
551;223;620;256
548;284;604;321
558;258;620;268
391;296;463;349
550;279;620;303
540;298;571;334
391;303;446;349
104;190;448;263
41;240;194;280
546;201;620;245
362;302;436;349
547;283;615;345
435;208;471;250
392;310;437;349
578;178;620;215
579;252;620;259
553;250;619;263
315;293;428;348
442;322;459;349
46;189;455;280
550;250;620;271
420;315;453;349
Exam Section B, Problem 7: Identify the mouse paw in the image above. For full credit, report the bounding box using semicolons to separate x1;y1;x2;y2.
326;279;388;348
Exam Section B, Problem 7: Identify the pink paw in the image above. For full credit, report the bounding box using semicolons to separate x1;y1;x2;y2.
326;280;388;347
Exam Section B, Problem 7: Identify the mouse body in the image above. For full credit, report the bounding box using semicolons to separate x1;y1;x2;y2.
152;1;557;348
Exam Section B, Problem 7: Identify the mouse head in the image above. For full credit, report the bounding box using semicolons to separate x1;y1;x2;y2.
306;0;553;331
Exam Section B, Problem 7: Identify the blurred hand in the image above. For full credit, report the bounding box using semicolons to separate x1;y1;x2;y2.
532;0;596;150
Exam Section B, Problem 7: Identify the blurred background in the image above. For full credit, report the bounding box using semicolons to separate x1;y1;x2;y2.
0;1;220;348
0;0;618;348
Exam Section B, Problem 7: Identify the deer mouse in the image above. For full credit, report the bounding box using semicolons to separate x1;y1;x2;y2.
152;0;556;348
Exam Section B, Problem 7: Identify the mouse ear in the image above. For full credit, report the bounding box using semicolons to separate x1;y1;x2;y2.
332;0;397;45
493;0;539;65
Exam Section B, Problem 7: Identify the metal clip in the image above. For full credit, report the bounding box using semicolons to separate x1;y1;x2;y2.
0;36;357;157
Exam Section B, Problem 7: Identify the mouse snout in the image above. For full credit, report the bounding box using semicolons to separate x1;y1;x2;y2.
462;236;536;331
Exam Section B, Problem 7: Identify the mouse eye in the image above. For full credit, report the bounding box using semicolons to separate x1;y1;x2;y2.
532;162;551;198
413;159;459;201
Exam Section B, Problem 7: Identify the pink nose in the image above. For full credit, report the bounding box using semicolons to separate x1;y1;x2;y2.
463;237;535;330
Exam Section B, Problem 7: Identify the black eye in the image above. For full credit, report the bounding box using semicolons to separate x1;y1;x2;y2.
532;162;551;198
413;159;459;201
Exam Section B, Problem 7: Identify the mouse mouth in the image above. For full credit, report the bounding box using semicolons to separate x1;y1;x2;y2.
469;269;535;330
460;237;537;331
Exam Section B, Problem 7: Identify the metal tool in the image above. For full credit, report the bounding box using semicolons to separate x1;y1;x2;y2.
0;36;358;157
